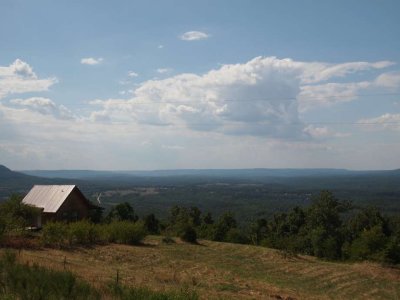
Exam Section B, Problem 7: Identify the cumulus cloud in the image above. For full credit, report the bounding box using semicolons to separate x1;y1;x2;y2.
10;97;75;120
0;59;57;99
180;31;209;41
80;57;103;65
298;81;372;112
88;56;396;139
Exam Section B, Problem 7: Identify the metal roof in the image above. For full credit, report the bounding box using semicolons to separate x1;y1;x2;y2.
22;185;77;213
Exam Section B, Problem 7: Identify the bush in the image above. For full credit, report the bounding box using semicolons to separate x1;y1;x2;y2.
225;228;250;244
41;222;68;248
68;220;99;246
105;221;147;245
178;224;197;243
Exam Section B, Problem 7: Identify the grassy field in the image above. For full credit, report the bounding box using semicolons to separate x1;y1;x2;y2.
7;236;400;300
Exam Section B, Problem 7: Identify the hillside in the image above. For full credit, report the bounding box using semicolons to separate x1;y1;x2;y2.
14;236;400;299
0;165;86;199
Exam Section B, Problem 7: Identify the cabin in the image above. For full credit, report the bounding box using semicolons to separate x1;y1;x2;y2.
22;185;97;228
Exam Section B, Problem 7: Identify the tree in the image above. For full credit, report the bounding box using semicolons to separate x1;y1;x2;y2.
143;213;160;234
0;194;40;234
107;202;138;222
304;191;349;259
203;212;214;225
213;212;237;242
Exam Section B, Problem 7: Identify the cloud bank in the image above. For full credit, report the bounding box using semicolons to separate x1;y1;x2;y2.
90;56;396;140
1;57;399;169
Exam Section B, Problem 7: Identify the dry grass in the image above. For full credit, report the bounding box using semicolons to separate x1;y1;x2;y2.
6;236;400;300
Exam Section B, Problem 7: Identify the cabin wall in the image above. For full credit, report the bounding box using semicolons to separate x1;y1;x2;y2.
55;190;91;222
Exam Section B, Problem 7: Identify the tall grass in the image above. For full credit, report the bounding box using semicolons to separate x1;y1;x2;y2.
0;251;198;300
0;251;99;299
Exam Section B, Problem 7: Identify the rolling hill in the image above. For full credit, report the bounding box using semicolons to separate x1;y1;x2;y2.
14;236;400;299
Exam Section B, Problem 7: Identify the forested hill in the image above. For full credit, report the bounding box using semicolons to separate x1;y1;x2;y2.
0;165;81;199
0;165;40;182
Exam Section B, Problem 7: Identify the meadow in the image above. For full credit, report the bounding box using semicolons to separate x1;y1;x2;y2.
8;236;400;300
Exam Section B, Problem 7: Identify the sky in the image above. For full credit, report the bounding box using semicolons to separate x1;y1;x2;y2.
0;0;400;170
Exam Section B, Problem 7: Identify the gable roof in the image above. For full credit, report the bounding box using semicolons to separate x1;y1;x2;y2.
22;185;81;213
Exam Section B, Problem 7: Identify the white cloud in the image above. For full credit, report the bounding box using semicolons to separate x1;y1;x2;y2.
156;68;171;74
158;45;164;49
298;81;371;112
10;97;75;120
80;57;103;65
359;113;400;131
374;72;400;89
128;71;139;77
300;61;394;84
303;125;350;139
180;31;209;41
0;59;57;99
1;56;399;169
89;56;396;139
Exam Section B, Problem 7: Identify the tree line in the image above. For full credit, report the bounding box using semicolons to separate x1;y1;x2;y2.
1;191;400;264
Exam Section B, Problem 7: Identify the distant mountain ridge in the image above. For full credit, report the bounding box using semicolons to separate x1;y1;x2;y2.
20;167;400;179
0;164;81;199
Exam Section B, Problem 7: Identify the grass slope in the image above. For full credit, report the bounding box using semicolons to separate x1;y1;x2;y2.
9;236;400;300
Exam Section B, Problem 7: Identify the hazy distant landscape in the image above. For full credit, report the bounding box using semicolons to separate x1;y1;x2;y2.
2;165;400;222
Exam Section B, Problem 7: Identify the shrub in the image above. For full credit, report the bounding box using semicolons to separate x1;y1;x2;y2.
106;221;147;245
225;228;250;244
41;222;68;248
178;224;197;243
68;220;99;246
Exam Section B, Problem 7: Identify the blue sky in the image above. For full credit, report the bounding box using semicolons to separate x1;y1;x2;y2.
0;0;400;170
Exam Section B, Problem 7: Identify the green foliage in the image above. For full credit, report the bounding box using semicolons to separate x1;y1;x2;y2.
203;212;214;225
107;202;138;222
143;213;160;234
348;225;388;261
105;221;147;245
178;223;197;243
41;221;68;247
0;194;40;235
68;220;99;245
41;220;147;247
224;228;249;244
212;212;237;242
